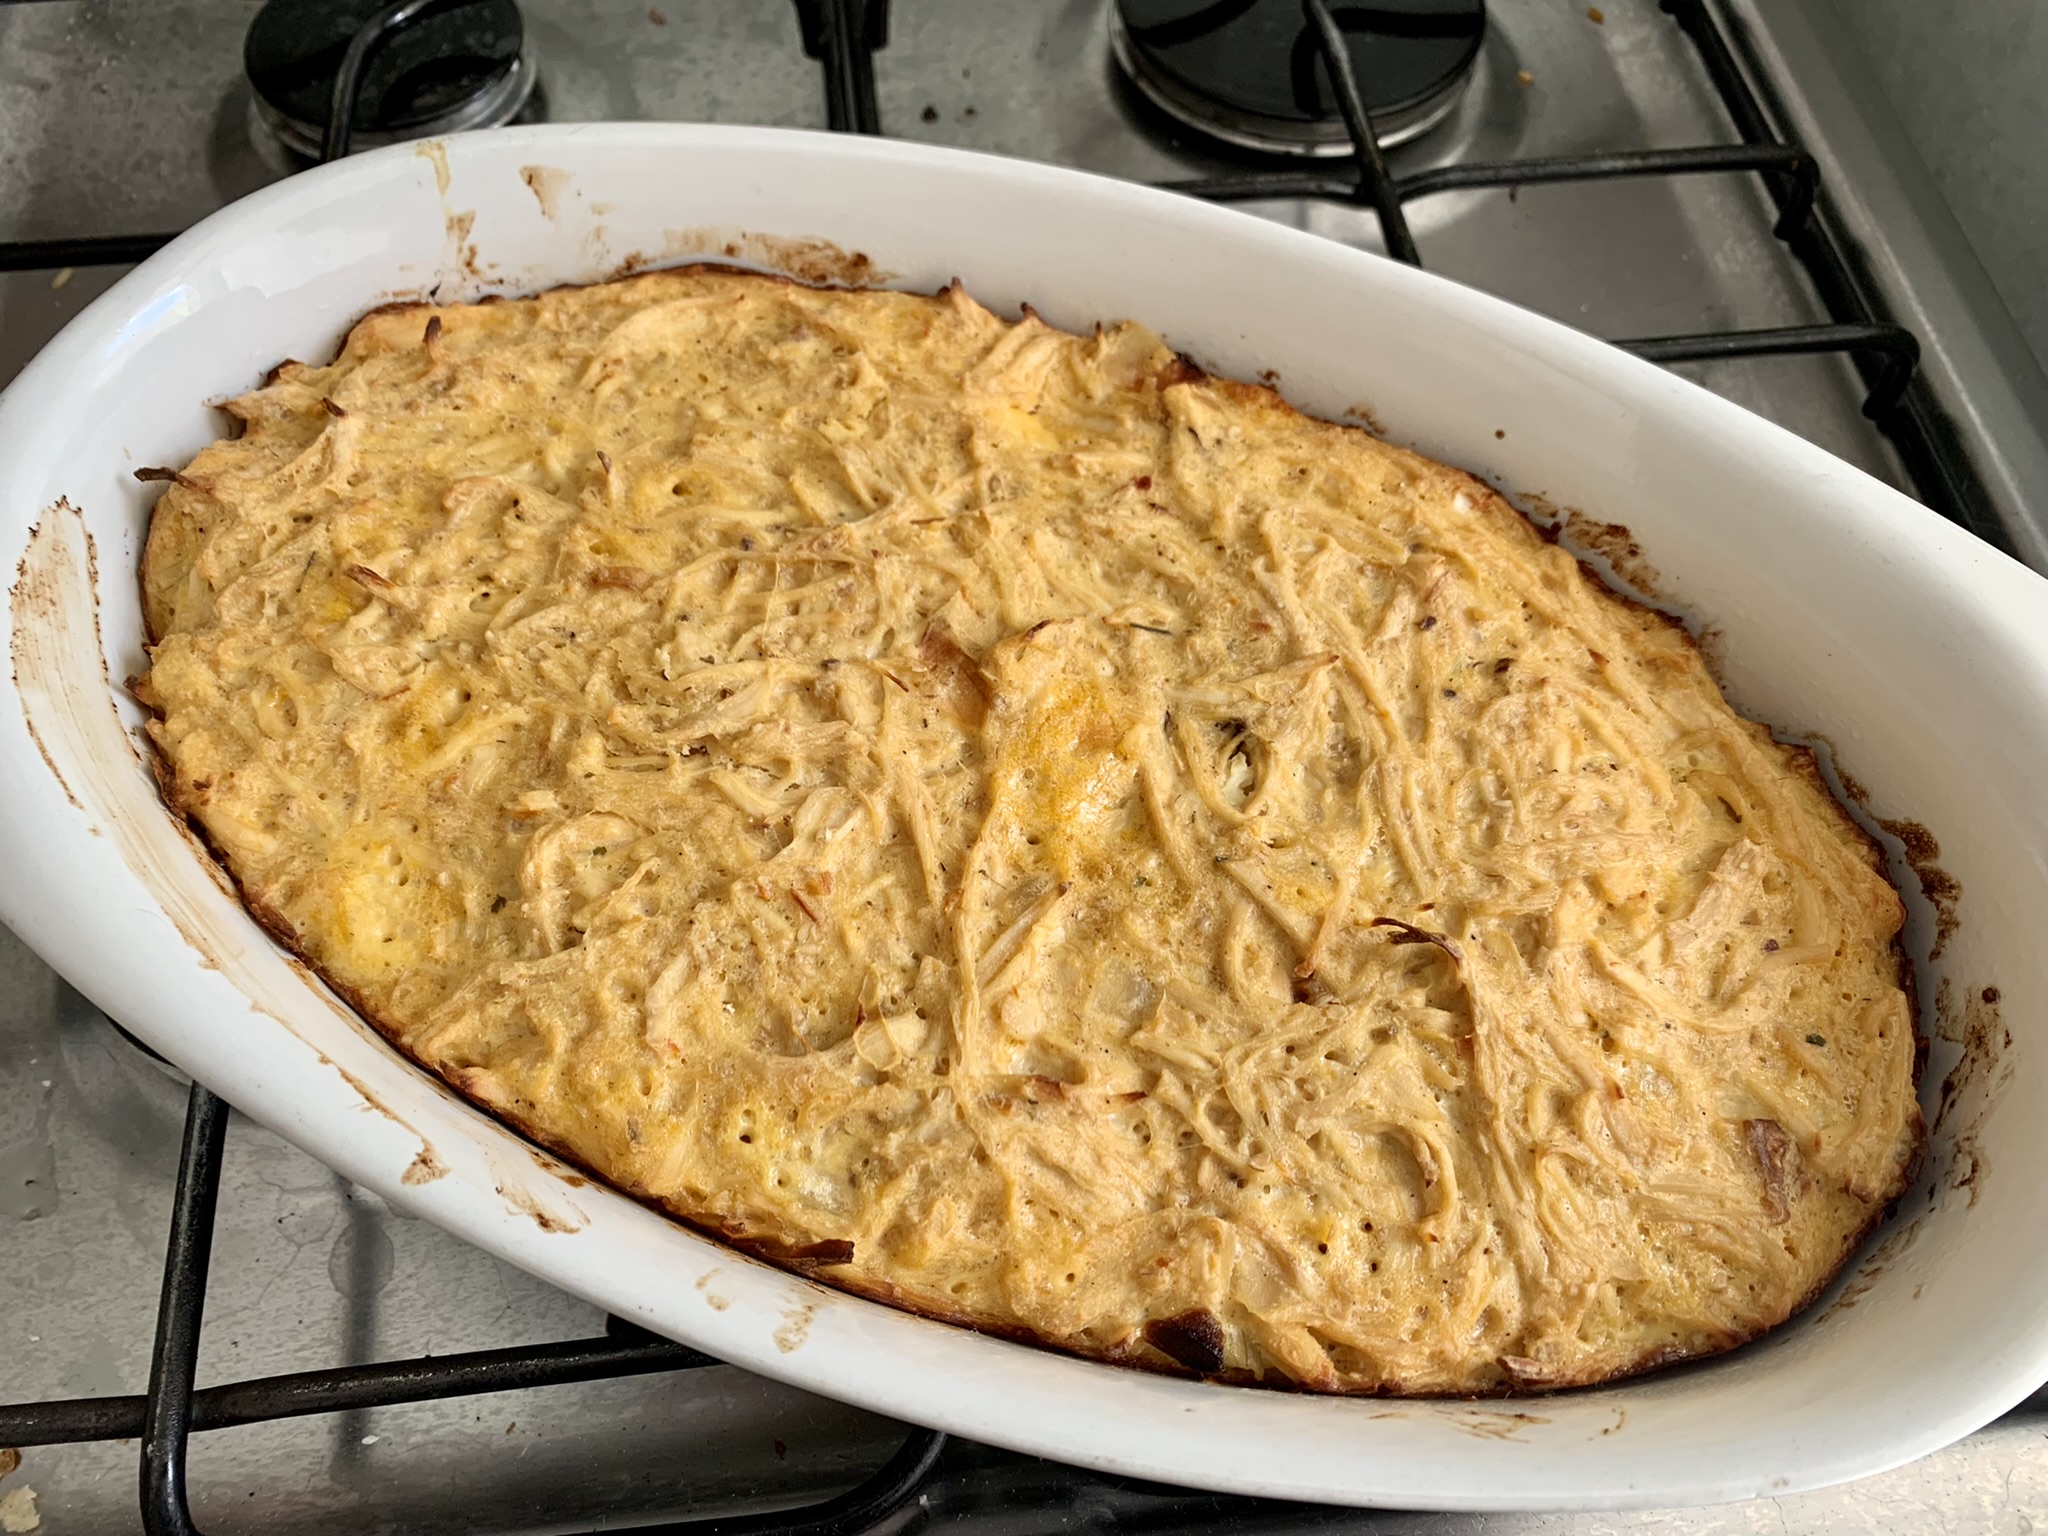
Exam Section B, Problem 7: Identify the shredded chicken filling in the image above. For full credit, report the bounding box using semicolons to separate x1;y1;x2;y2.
139;270;1918;1394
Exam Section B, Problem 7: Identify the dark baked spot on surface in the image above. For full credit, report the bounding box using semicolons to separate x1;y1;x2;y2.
793;1238;856;1266
1743;1118;1799;1223
1370;916;1463;961
1290;970;1333;1005
1144;1308;1226;1373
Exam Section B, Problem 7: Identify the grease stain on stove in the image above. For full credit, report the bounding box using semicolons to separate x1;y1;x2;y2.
0;1126;57;1223
328;1214;396;1296
774;1300;817;1352
0;1481;39;1534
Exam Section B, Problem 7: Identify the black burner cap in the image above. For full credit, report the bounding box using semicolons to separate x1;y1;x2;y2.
245;0;525;139
1115;0;1486;155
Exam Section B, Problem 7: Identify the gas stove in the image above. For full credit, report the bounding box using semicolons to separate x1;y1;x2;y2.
1;2;2045;1532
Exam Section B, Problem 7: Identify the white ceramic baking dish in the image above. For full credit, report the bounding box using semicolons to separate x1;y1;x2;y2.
0;124;2041;1512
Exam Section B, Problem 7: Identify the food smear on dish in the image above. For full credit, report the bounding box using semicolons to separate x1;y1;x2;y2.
136;268;1920;1394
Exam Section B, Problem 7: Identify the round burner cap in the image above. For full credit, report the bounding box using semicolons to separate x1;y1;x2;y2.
1114;0;1486;156
245;0;536;159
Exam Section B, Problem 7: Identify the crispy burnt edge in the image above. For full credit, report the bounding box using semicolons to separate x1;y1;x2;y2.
130;269;1923;1400
345;257;899;332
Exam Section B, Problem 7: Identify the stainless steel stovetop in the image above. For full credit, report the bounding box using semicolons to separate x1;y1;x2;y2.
2;2;2045;1531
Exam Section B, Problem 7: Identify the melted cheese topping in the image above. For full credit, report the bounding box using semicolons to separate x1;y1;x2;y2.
141;269;1918;1394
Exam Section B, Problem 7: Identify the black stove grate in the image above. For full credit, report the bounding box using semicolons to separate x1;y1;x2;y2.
0;2;2008;1530
0;1079;948;1536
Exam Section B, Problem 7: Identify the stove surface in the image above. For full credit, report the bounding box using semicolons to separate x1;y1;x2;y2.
2;2;2044;1532
0;0;1912;487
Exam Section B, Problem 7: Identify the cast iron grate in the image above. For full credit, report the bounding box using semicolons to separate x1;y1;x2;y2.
1170;0;1926;420
0;1080;947;1536
0;1;2001;1531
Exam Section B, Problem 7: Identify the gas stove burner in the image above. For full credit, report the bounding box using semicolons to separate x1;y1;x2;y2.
1112;0;1485;157
245;0;540;162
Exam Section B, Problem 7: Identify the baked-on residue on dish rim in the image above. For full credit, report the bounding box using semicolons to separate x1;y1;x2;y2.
0;125;2038;1511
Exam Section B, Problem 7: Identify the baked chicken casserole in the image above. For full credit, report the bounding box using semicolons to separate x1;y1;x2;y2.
139;268;1919;1395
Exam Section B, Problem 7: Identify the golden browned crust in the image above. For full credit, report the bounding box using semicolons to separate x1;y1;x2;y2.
146;719;1917;1398
138;267;1920;1396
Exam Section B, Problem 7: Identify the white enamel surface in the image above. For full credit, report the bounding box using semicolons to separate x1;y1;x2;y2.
0;125;2041;1511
